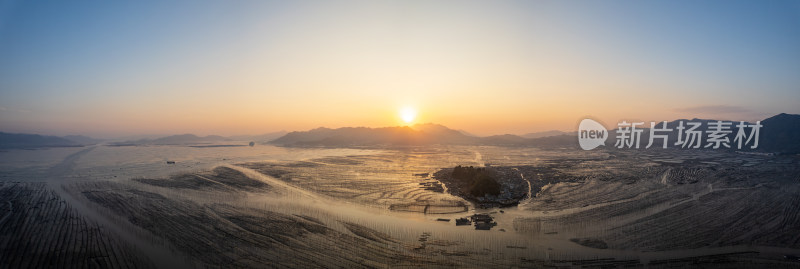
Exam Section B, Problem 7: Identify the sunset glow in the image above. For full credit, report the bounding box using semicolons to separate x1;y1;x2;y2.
400;107;417;124
0;1;797;138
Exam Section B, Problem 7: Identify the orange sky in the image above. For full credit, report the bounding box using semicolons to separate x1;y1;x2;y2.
1;1;798;137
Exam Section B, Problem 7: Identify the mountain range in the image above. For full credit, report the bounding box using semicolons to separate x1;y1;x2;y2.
521;130;571;138
2;114;798;153
0;131;288;149
110;131;288;146
0;132;89;149
269;114;800;154
269;123;576;148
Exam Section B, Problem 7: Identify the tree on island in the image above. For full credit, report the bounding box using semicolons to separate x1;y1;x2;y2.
451;165;501;197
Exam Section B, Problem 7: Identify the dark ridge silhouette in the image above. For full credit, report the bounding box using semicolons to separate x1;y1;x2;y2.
759;113;800;154
521;130;569;139
62;135;104;145
3;113;795;152
0;132;81;149
268;124;571;147
228;131;288;144
268;113;798;153
270;126;465;146
110;134;230;146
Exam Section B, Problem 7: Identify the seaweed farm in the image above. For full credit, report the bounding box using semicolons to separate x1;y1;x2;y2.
0;182;154;268
1;144;799;268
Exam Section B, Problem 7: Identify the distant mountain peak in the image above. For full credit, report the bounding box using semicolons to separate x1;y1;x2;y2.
411;122;447;128
521;130;568;139
268;123;565;148
0;132;81;149
765;112;792;120
270;124;473;147
410;123;461;134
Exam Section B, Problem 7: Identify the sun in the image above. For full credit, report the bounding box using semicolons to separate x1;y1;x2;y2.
399;107;417;124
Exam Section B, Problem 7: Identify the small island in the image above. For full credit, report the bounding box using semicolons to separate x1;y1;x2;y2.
433;165;528;208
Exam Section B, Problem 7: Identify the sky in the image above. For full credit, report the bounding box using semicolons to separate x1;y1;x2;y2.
1;0;799;138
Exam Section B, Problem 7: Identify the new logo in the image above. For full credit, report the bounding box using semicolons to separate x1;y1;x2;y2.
579;118;607;150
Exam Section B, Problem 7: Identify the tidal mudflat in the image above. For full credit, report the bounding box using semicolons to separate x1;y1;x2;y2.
1;144;799;268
